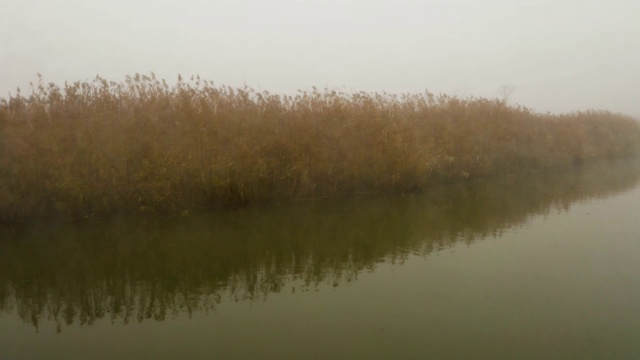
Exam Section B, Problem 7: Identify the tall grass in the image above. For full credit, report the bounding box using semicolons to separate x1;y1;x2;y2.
1;73;639;222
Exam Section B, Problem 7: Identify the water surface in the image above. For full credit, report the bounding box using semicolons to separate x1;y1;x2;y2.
2;159;640;359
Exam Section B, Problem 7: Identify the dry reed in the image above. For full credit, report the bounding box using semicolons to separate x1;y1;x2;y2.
1;73;639;222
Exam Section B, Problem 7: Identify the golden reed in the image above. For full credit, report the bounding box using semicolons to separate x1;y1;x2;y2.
1;74;639;222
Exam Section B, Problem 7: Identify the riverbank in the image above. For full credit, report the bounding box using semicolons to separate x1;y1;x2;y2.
1;74;639;222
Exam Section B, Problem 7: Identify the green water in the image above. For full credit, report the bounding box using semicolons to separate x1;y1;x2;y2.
2;159;640;359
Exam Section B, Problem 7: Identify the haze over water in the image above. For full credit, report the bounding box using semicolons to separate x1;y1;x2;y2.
3;2;640;359
2;159;640;359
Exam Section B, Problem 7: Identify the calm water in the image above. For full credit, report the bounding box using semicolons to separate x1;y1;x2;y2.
2;159;640;359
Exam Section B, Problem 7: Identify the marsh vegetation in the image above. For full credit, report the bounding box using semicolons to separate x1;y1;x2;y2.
1;74;639;222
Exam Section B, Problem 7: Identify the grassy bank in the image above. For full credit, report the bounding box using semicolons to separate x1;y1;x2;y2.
1;74;639;222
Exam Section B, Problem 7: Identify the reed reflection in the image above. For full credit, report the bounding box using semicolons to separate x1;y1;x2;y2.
1;158;640;332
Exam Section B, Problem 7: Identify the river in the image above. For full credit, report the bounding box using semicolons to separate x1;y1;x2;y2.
1;158;640;359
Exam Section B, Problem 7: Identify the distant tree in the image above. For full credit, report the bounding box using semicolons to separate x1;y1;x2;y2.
497;84;515;104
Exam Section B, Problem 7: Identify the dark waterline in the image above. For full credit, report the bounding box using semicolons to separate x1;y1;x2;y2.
2;158;640;359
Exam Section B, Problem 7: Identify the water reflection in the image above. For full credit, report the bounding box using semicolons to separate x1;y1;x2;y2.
1;158;640;332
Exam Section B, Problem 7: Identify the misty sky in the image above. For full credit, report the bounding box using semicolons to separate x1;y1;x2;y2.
1;0;639;116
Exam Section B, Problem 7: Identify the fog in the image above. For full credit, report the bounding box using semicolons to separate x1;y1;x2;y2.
2;0;639;117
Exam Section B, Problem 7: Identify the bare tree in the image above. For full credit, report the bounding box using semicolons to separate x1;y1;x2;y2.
497;84;515;104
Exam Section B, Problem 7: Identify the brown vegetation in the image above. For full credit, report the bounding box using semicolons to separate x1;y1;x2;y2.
1;73;639;222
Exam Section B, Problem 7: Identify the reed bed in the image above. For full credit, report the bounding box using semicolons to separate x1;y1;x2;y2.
1;73;639;222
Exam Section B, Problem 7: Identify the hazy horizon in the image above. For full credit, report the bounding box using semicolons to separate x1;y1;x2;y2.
2;0;639;117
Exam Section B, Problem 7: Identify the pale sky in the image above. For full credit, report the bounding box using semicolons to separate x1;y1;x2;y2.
1;0;639;117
